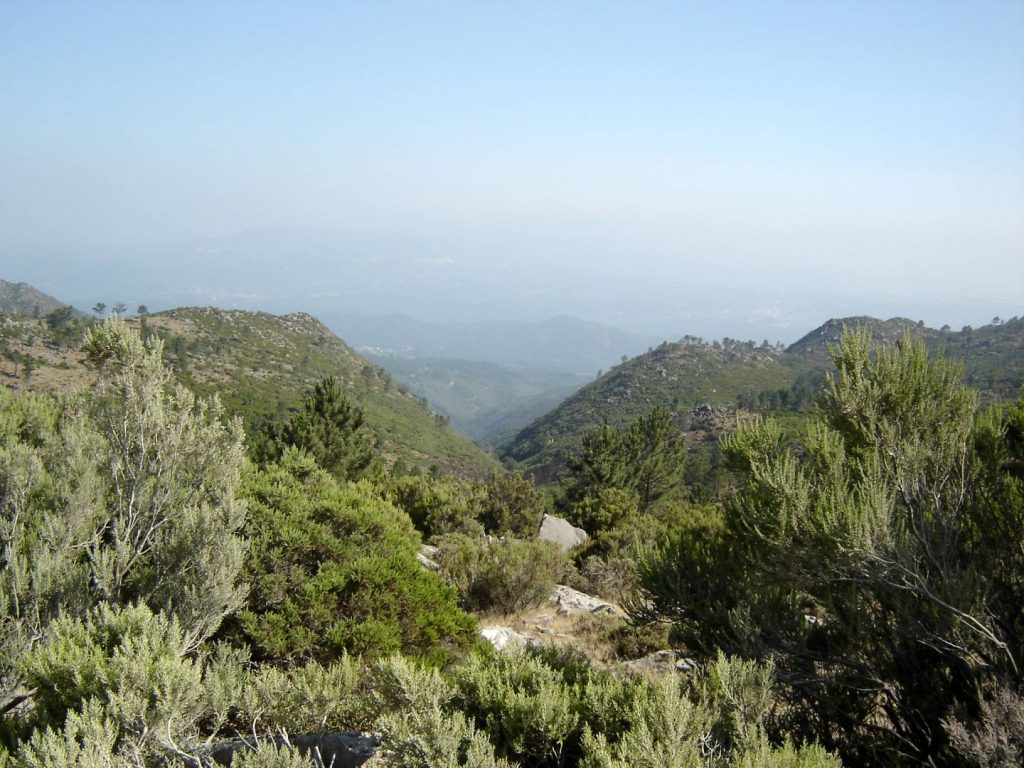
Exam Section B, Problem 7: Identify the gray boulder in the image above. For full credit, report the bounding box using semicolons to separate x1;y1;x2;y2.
206;732;379;767
537;514;588;551
550;584;621;616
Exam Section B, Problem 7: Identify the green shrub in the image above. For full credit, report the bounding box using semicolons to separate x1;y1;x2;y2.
475;472;548;536
453;650;578;766
385;473;483;540
18;603;203;760
235;449;477;666
436;534;571;615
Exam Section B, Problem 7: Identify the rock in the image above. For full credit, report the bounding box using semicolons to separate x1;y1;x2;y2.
550;584;621;616
622;649;696;676
480;626;539;651
206;731;379;766
416;544;441;571
537;514;588;551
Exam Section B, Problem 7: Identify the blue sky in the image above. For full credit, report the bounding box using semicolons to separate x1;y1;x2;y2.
1;1;1022;326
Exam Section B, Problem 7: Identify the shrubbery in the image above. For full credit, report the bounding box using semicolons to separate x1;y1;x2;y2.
635;330;1024;766
435;534;572;615
233;448;477;666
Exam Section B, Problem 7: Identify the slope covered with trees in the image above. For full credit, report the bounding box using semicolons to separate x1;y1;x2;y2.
0;302;501;478
506;316;1024;479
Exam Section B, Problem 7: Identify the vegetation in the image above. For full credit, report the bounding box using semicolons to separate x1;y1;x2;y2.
633;329;1024;766
435;535;571;615
232;449;477;666
0;305;503;477
505;317;1024;482
2;293;1022;767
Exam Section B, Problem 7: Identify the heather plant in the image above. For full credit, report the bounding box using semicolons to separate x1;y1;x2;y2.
0;318;246;720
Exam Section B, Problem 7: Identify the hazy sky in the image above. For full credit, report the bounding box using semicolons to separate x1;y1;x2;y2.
1;1;1022;325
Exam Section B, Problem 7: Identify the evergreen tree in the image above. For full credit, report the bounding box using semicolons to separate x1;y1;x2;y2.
283;376;374;481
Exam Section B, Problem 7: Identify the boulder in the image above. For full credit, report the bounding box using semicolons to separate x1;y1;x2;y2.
480;625;539;651
622;649;697;676
550;584;621;616
206;731;379;767
537;514;588;551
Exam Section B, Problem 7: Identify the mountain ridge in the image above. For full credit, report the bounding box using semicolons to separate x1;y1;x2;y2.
504;315;1024;479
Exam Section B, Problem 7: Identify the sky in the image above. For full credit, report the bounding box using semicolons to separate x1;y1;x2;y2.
1;1;1022;336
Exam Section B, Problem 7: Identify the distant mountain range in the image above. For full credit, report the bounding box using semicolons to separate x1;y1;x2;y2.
504;316;1024;479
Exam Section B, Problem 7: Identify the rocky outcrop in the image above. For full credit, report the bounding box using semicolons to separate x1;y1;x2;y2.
537;514;588;551
479;625;541;651
203;731;379;766
622;649;697;675
550;584;621;616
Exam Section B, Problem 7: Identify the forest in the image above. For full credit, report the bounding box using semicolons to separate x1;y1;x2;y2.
0;306;1021;768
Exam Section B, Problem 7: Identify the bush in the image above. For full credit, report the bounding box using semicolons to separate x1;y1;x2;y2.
476;472;548;536
635;330;1024;765
234;449;477;666
436;534;571;615
385;474;483;541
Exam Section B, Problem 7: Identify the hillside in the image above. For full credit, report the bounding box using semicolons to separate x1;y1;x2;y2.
366;355;589;444
0;306;502;478
0;279;74;316
505;316;1024;478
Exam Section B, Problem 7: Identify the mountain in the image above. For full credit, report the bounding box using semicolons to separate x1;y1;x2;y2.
0;279;75;317
0;306;502;478
325;313;657;376
505;316;1024;479
365;355;589;444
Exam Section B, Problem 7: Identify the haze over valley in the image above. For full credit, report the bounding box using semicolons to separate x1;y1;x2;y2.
1;4;1023;767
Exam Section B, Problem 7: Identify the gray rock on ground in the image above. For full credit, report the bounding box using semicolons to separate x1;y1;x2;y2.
205;731;379;766
550;584;621;615
537;513;588;551
480;625;541;651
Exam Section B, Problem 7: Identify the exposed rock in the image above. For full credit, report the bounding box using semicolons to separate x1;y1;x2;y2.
480;625;540;651
204;731;379;767
537;514;588;551
416;544;440;571
622;649;697;676
550;584;621;616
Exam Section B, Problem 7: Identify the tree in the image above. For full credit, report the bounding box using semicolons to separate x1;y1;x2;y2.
91;302;106;317
634;329;1022;766
111;302;126;317
564;407;685;514
623;406;687;512
475;472;547;536
283;376;374;481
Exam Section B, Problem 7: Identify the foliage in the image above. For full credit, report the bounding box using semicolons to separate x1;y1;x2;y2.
564;407;686;514
635;329;1024;766
944;683;1024;767
373;655;512;768
18;603;203;761
279;376;375;481
476;472;548;536
0;318;246;716
453;650;579;766
384;473;483;541
435;535;571;615
234;449;477;666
